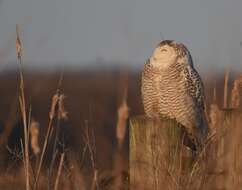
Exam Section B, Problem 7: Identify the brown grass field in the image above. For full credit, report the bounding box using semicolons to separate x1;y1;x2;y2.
0;65;241;189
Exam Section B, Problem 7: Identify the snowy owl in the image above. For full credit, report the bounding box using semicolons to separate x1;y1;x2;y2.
141;40;208;149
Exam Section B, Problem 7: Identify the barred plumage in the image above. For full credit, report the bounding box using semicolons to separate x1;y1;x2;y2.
141;40;208;148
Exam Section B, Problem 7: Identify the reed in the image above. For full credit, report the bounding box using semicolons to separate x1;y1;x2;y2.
231;76;242;108
223;69;230;108
16;24;30;190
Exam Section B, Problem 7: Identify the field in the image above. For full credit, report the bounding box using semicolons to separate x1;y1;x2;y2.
0;65;241;189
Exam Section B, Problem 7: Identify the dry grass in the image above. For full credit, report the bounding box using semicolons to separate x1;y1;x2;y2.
231;75;242;108
0;68;130;189
223;69;230;108
16;24;30;190
11;30;130;189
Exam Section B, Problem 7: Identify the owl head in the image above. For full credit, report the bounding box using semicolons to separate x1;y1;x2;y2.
150;40;191;69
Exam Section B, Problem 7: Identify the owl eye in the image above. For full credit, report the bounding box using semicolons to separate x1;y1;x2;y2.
160;49;167;52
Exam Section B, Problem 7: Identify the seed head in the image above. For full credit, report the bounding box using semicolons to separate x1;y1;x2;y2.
30;119;40;156
16;24;22;60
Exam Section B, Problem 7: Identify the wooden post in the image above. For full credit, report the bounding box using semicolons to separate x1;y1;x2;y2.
129;110;242;189
129;116;193;190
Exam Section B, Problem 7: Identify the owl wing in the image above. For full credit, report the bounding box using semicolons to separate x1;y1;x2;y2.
184;63;205;111
184;63;209;145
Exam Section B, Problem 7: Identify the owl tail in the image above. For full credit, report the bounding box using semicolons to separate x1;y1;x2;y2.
195;112;209;152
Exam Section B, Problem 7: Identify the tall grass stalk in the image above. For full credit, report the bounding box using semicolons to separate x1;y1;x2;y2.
223;69;229;108
84;121;99;190
112;71;129;189
16;24;30;190
231;76;242;108
33;92;59;190
54;153;65;190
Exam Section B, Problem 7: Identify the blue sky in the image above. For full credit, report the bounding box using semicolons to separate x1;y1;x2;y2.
0;0;241;70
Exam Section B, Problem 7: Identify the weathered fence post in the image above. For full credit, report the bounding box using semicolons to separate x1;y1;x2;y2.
130;110;242;190
129;116;192;190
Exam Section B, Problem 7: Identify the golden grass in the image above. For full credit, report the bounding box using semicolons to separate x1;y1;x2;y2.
223;69;230;108
53;153;65;190
231;75;242;108
16;24;30;190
